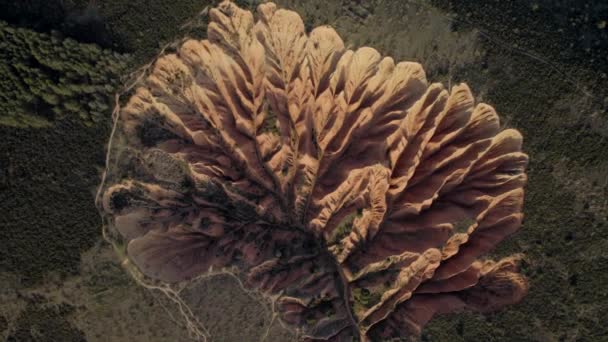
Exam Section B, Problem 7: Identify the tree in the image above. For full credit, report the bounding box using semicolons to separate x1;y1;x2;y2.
0;21;128;128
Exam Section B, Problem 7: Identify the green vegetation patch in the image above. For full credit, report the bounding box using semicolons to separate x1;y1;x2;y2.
352;287;383;313
327;209;361;245
452;217;476;234
0;118;110;285
7;302;84;342
0;21;127;128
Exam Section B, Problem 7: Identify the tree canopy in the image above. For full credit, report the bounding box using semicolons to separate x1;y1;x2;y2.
0;21;127;128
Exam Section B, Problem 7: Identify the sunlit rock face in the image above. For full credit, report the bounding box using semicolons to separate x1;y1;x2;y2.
100;1;529;340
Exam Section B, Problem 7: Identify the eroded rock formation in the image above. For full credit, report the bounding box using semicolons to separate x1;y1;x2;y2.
99;1;529;340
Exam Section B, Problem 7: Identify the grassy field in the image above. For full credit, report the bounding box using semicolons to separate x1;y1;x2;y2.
1;0;606;341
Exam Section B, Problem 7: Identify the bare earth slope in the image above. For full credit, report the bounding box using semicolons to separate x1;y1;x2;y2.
99;2;528;340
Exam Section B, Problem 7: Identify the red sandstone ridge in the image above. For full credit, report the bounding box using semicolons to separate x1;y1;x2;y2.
99;1;529;340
